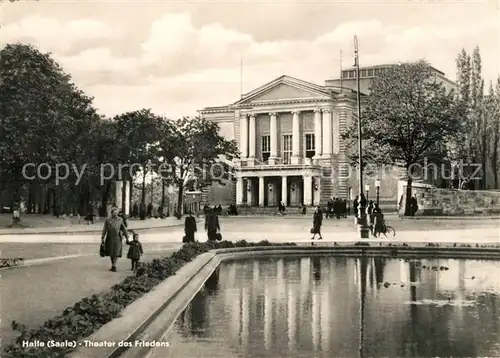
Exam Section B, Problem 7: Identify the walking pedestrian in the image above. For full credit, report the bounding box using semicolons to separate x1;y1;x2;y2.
126;230;143;272
101;207;129;272
311;205;323;240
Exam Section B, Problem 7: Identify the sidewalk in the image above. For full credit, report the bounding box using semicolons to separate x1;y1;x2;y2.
0;248;180;348
0;216;196;235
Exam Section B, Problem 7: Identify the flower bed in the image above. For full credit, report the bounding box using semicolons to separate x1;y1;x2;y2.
4;240;295;358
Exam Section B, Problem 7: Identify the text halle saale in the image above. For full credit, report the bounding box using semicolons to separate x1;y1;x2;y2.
22;340;170;348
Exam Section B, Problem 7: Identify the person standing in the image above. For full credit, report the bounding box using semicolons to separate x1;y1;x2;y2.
118;210;128;228
184;211;197;242
205;208;220;241
353;196;359;218
101;207;129;272
311;205;323;240
85;202;94;225
409;194;419;216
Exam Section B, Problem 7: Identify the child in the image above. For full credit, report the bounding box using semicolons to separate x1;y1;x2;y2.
126;230;143;271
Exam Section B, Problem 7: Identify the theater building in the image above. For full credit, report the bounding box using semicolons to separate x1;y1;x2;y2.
199;64;456;208
200;75;362;208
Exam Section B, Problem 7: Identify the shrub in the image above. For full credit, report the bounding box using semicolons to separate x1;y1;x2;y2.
4;240;296;358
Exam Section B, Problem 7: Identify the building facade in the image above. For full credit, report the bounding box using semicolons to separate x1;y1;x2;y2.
199;64;457;208
200;75;361;208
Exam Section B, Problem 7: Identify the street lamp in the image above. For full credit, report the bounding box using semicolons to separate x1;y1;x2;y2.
354;35;370;239
375;179;380;206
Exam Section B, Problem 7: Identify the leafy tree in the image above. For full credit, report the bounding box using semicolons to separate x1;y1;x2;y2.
487;78;500;188
158;117;239;218
454;46;492;189
343;60;464;216
114;109;164;219
0;43;101;220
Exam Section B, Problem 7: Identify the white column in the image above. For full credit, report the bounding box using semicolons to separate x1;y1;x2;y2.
236;177;244;205
281;176;288;206
314;109;323;158
291;110;301;164
124;181;131;215
240;114;249;158
246;178;253;206
313;177;320;206
303;175;312;206
259;176;265;207
269;112;278;163
248;114;256;159
115;181;123;209
322;108;332;157
332;110;340;154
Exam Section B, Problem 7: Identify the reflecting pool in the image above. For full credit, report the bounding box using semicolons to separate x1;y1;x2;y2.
151;256;500;358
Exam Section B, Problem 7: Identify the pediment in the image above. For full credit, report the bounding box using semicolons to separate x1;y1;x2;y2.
252;83;328;101
234;75;332;106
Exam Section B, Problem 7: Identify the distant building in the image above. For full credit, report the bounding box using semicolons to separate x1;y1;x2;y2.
326;63;457;94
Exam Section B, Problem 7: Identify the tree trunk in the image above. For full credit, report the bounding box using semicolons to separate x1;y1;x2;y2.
493;125;499;189
176;181;184;219
403;176;413;216
141;171;146;205
121;178;127;214
481;132;488;189
27;182;34;214
161;180;166;206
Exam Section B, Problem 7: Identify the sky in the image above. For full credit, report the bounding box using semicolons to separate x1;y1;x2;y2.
2;0;499;119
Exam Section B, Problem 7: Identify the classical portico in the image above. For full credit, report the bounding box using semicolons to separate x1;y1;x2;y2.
201;75;355;208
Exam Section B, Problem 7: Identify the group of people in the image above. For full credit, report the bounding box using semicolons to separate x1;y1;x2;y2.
325;197;349;219
99;197;393;272
310;197;388;240
183;204;222;243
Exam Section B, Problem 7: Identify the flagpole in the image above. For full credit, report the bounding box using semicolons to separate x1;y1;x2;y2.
340;49;343;92
240;58;243;99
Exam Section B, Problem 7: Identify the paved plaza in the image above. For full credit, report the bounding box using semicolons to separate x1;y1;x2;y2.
1;215;498;347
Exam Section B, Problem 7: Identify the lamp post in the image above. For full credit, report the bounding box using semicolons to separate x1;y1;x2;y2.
375;179;380;206
354;35;370;239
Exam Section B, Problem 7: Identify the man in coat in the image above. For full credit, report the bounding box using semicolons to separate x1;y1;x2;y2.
101;207;129;272
205;208;220;241
184;211;197;242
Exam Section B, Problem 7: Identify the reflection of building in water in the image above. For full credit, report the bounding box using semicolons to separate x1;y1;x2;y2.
241;287;249;347
320;287;330;351
264;283;272;349
287;277;297;350
212;258;499;358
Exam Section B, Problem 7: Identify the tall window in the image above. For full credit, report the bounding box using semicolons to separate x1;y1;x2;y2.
282;135;292;164
305;133;315;158
261;135;270;162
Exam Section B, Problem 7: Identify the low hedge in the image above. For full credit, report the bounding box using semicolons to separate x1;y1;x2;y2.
4;240;295;358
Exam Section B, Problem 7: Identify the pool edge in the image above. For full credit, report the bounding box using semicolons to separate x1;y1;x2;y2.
69;245;500;358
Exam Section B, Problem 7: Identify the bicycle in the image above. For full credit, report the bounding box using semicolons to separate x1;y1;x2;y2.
372;224;396;238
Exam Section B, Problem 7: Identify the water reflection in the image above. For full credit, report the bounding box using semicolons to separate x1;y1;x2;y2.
154;257;500;358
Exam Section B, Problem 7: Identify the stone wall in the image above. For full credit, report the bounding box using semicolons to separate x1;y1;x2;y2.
402;186;500;216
